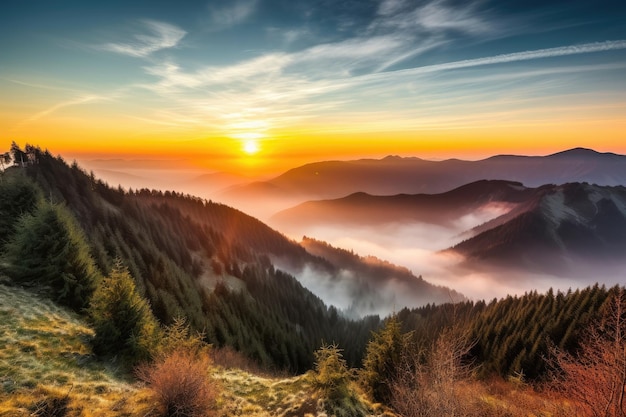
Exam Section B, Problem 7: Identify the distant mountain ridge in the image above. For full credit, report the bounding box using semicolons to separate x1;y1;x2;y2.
272;180;534;230
218;147;626;220
271;177;626;278
451;182;626;275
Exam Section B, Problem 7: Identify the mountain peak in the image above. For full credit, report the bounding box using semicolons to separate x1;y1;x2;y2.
547;147;619;159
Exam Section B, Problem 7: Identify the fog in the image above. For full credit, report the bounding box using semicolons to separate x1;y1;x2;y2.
276;216;626;307
273;255;465;318
72;161;624;310
287;264;392;318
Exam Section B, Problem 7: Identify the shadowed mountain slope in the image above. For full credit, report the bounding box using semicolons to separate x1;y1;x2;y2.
451;182;626;275
219;148;626;220
272;180;534;230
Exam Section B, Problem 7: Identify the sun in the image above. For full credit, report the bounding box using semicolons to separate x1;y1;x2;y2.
243;139;260;155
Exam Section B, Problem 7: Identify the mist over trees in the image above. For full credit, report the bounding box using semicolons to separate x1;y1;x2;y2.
1;145;380;372
1;144;625;416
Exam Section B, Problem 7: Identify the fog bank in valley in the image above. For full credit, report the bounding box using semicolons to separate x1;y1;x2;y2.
275;213;626;304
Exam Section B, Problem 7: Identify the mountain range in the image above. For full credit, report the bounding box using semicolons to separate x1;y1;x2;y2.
271;180;534;230
271;177;626;280
5;146;455;323
3;144;626;383
218;148;626;220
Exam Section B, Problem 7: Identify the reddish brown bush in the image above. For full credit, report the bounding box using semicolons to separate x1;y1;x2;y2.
136;347;218;417
550;290;626;417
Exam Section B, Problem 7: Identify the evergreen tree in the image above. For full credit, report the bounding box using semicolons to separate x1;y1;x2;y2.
0;175;41;248
313;343;352;400
89;261;161;364
360;315;406;403
2;202;99;311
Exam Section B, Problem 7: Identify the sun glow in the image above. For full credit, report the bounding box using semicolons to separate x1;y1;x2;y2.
243;140;260;155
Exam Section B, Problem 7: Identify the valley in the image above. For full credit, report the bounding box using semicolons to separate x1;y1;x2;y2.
3;0;626;414
1;144;625;417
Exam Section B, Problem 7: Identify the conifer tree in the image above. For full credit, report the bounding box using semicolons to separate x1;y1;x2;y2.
0;175;41;246
360;315;406;403
551;288;626;417
89;261;161;364
313;343;352;400
2;202;99;311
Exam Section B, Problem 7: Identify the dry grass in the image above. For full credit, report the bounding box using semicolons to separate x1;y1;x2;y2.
214;369;394;417
0;281;572;417
0;283;151;416
210;346;270;376
0;282;393;417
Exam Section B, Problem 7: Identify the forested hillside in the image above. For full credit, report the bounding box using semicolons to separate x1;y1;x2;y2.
1;145;381;372
397;283;614;380
2;145;626;417
301;237;464;316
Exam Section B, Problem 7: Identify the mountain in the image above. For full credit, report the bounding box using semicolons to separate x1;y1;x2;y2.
271;178;626;291
272;180;535;232
218;148;626;220
81;158;248;197
2;145;462;370
450;182;626;275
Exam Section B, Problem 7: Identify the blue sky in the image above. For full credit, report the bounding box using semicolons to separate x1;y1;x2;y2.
1;0;626;171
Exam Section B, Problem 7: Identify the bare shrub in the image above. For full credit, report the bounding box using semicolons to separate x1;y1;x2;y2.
391;327;477;417
136;347;218;417
550;289;626;417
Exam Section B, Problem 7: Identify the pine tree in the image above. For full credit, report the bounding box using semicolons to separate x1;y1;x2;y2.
313;343;352;400
360;315;406;403
89;261;161;364
2;202;100;311
0;175;41;246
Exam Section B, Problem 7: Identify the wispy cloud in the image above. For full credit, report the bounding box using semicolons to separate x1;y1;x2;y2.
27;95;106;122
371;0;495;36
208;0;257;31
11;93;117;131
100;20;186;58
132;37;626;137
377;0;406;17
374;40;626;78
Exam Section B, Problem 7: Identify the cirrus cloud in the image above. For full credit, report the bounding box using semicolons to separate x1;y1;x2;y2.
100;19;186;58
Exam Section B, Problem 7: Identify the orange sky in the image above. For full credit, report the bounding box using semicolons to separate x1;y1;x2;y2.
5;112;626;177
2;0;626;177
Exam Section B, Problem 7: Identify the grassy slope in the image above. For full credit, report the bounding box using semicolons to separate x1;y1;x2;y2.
0;282;393;417
216;370;393;417
0;281;150;416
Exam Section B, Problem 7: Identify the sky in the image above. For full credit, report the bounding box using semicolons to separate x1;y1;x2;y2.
2;0;626;175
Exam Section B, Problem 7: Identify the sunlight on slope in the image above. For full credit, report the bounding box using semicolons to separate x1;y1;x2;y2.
0;282;151;416
0;280;393;417
0;280;566;416
214;369;394;417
